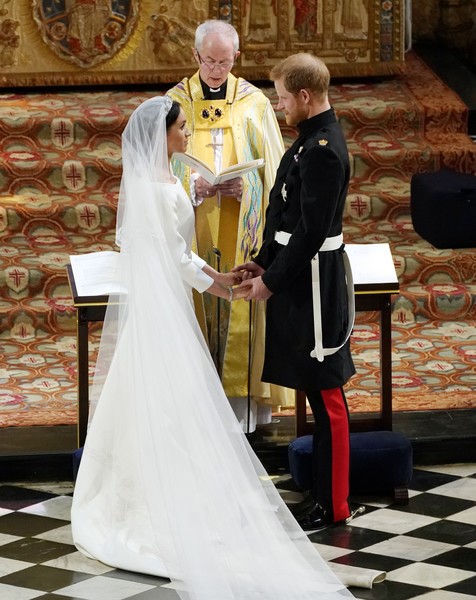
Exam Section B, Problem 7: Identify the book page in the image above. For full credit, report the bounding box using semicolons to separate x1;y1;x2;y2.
215;158;265;183
70;251;122;297
174;153;265;185
345;243;398;286
173;152;214;182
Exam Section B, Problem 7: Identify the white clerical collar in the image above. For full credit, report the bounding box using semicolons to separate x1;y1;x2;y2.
200;77;227;99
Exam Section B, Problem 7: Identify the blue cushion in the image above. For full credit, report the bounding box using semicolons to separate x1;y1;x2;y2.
288;431;413;494
72;447;84;481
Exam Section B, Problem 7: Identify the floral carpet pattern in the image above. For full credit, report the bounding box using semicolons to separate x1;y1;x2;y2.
0;51;475;428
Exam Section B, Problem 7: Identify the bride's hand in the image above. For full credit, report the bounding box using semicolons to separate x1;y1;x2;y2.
219;271;242;287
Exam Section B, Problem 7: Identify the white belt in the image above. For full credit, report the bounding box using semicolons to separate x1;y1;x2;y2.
274;231;355;362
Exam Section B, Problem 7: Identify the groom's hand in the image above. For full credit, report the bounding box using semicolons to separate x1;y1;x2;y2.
237;276;272;301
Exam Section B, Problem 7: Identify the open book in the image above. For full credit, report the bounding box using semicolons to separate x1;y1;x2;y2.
69;251;122;298
174;152;265;185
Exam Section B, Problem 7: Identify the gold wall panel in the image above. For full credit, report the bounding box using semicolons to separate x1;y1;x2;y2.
0;0;405;88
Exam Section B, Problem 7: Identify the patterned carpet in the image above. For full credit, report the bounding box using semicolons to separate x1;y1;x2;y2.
0;51;475;428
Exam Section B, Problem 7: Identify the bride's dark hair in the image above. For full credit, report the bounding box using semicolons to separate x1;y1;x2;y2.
165;100;181;130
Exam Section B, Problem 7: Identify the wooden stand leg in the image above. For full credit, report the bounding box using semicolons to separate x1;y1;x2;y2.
77;310;89;448
295;390;309;437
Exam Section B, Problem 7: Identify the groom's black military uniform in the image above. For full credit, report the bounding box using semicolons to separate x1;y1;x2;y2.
254;107;355;527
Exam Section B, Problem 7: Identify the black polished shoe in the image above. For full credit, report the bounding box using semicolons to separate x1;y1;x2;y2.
297;502;333;531
288;494;317;519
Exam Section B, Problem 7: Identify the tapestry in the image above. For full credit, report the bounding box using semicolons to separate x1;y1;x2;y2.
0;0;405;88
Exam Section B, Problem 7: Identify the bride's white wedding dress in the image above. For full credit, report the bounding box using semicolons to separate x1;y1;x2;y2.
71;96;355;600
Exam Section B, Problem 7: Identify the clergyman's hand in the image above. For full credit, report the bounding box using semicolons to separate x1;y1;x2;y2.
195;176;218;199
216;176;243;200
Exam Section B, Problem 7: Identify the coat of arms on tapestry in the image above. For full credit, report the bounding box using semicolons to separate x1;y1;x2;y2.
32;0;138;68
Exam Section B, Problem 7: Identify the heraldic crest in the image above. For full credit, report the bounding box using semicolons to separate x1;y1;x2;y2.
33;0;138;69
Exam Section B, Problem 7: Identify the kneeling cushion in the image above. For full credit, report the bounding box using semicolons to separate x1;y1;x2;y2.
411;169;476;248
288;431;413;503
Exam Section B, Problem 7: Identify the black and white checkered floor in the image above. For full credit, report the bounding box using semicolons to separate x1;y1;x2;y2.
0;463;475;600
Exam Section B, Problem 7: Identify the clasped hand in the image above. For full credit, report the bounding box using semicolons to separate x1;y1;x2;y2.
195;176;243;200
231;262;272;301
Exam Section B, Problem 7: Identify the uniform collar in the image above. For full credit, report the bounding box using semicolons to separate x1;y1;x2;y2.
297;108;336;138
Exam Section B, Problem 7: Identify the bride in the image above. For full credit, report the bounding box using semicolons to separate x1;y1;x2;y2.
71;95;355;600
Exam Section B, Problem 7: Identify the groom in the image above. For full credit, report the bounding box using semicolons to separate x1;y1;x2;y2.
235;53;355;531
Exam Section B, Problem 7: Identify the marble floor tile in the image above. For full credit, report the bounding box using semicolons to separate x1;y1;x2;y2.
409;470;459;492
348;508;438;535
0;564;92;592
20;497;72;522
425;547;476;571
363;535;458;561
0;557;35;578
0;538;75;563
0;583;44;600
410;592;476;599
332;549;410;574
55;574;156;600
43;550;114;576
392;492;474;519
429;477;476;501
446;505;476;526
408;518;476;546
311;542;354;561
387;562;474;589
444;574;476;596
309;522;394;550
0;513;68;537
421;464;476;477
35;524;74;546
0;487;57;511
0;533;21;547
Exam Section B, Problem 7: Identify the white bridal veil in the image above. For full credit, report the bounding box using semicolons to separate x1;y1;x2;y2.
71;96;355;600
